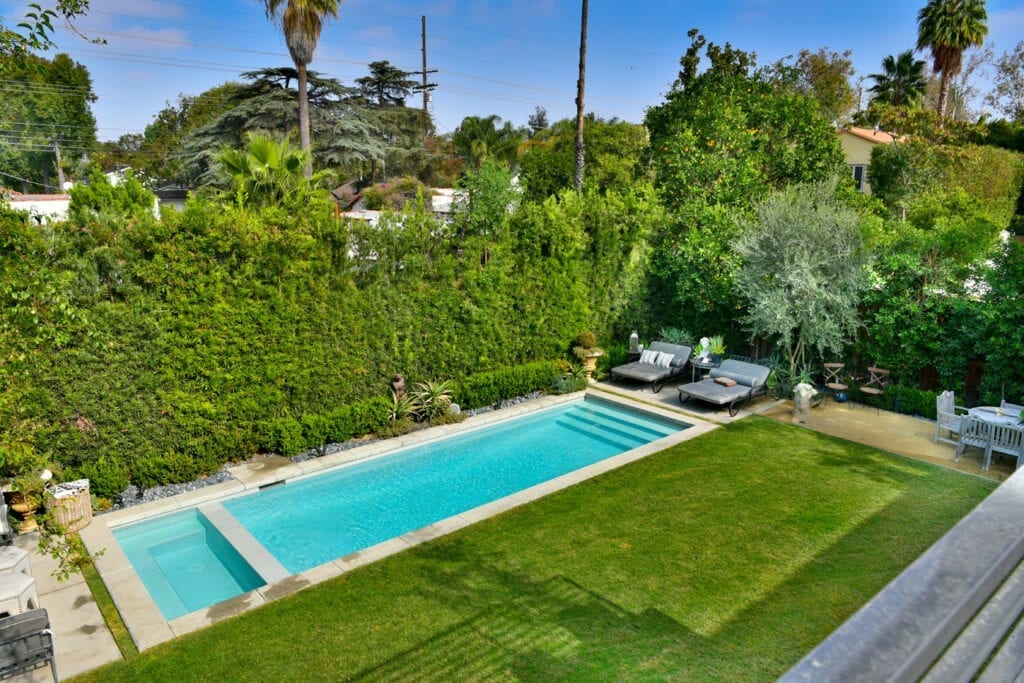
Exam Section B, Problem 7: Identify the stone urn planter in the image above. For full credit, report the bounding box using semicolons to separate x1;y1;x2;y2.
572;331;605;384
4;491;41;532
581;350;603;383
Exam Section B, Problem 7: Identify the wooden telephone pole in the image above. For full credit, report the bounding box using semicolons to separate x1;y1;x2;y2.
417;15;438;146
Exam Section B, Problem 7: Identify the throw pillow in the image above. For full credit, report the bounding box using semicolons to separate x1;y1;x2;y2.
714;376;737;387
656;351;674;368
640;349;658;365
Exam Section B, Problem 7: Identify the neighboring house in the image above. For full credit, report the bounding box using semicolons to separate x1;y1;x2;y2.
836;127;898;194
2;189;72;224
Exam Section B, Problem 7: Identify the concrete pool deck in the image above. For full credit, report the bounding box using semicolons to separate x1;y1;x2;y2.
78;390;713;662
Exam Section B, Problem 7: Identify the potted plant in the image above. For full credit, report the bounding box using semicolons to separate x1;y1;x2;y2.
708;335;726;363
572;331;604;382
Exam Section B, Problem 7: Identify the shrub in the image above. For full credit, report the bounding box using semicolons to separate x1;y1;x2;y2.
77;456;131;501
454;361;563;409
131;452;200;491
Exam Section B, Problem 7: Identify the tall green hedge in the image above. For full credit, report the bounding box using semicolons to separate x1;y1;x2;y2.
2;191;647;498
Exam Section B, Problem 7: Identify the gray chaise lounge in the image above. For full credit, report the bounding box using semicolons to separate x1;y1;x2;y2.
609;341;692;393
678;358;771;416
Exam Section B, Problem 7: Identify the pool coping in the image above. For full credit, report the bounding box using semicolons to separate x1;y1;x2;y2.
80;389;717;650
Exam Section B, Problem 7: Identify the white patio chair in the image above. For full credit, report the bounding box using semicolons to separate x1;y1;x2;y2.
954;414;991;466
985;422;1024;471
935;390;968;445
999;399;1023;419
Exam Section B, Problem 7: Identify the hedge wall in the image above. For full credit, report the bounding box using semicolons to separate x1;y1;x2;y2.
1;191;655;499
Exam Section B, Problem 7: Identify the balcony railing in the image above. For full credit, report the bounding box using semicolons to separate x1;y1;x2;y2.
781;467;1024;681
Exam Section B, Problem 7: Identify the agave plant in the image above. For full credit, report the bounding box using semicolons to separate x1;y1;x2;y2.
388;390;419;423
413;380;454;420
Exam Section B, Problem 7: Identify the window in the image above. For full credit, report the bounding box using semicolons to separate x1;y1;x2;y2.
850;164;867;193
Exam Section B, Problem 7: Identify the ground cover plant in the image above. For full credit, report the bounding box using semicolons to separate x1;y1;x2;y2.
79;418;994;681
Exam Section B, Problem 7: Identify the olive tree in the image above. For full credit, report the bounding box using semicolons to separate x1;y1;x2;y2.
734;178;870;376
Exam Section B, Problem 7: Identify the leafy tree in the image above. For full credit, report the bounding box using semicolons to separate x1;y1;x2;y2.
181;68;382;187
215;132;333;211
90;85;242;187
644;30;845;340
0;0;97;59
986;40;1024;122
916;0;988;119
980;241;1024;403
870;136;1024;226
517;116;648;202
355;60;417;107
451;158;520;241
734;178;870;376
527;106;549;137
0;52;97;190
768;47;856;123
924;45;992;122
264;0;340;176
450;115;525;168
869;50;928;108
68;167;155;225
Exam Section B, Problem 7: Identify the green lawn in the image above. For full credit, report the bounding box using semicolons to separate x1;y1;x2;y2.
80;417;995;681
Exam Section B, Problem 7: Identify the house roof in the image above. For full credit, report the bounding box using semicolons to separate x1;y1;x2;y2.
838;127;899;145
2;189;71;201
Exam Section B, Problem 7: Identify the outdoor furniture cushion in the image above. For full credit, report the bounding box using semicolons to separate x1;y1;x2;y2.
610;342;693;394
678;359;772;416
655;351;673;368
714;376;737;387
639;349;658;364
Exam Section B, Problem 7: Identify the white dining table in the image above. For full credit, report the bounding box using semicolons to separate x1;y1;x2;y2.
969;406;1022;427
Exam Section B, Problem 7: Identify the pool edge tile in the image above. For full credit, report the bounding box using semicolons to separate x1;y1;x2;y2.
400;516;473;547
103;564;175;651
168;590;268;637
335;537;412;572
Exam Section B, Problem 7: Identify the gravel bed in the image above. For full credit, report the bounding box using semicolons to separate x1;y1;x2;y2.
105;391;551;512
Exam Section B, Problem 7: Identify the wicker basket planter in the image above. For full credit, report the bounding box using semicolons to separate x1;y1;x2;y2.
44;479;92;533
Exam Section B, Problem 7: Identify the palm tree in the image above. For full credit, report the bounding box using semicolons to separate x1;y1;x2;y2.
264;0;340;177
868;51;928;108
216;133;332;210
916;0;988;119
451;115;523;168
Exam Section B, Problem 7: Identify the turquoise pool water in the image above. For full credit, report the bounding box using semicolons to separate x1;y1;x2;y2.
225;398;684;573
113;508;265;620
114;397;685;618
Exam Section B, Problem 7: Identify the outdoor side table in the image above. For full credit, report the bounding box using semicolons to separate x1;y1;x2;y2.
0;574;37;617
690;358;720;383
0;547;30;576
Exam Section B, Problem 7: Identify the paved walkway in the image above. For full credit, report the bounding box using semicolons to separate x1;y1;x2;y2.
8;381;1007;679
8;529;121;682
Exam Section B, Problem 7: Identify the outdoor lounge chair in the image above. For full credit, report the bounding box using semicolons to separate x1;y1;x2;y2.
0;608;56;681
677;358;772;417
609;341;692;393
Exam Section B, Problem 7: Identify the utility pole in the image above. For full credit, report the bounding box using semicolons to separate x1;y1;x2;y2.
574;0;588;193
417;15;438;147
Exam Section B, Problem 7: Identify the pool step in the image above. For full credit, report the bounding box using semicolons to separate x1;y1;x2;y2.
199;503;291;584
575;404;675;440
560;407;672;448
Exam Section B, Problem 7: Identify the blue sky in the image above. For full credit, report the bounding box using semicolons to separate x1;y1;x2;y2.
5;0;1024;142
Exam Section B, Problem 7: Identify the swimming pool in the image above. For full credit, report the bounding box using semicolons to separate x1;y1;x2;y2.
113;508;266;620
112;395;688;620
